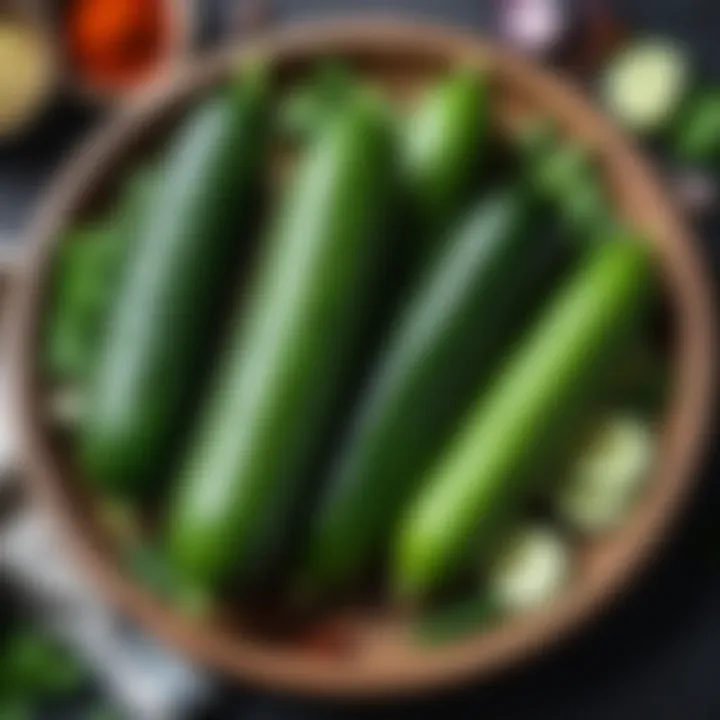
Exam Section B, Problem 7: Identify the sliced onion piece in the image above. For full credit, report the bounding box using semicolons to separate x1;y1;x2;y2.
487;524;571;613
557;414;655;534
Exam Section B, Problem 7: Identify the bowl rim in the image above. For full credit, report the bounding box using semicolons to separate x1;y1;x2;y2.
10;16;717;698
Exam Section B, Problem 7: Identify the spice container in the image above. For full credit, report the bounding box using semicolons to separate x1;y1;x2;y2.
58;0;192;105
0;3;56;140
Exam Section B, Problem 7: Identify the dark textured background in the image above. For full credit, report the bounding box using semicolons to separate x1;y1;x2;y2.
2;2;719;718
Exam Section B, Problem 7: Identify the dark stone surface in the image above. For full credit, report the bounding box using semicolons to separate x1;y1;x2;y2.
3;1;719;718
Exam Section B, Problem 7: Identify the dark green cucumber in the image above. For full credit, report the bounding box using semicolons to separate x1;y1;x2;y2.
394;233;652;598
403;72;488;253
301;187;566;592
80;69;270;495
166;97;394;590
280;69;487;260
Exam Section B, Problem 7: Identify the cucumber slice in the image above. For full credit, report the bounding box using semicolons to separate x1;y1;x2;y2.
487;525;571;614
601;38;691;134
557;414;655;533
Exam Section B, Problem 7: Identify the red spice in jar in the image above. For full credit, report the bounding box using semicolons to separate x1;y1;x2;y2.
67;0;168;91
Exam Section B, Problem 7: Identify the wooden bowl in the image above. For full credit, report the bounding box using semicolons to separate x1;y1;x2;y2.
11;18;717;698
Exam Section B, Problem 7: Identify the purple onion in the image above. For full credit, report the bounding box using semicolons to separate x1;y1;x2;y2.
495;0;571;57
